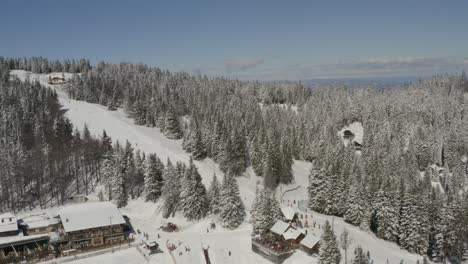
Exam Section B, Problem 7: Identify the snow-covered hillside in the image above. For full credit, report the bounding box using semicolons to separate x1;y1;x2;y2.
11;70;427;264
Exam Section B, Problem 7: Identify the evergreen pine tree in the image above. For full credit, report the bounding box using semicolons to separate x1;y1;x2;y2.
144;153;164;202
207;173;221;214
375;179;399;242
164;108;181;139
112;150;128;208
190;121;207;160
351;246;369;264
179;158;209;220
319;220;342;264
219;171;246;229
161;159;181;218
308;166;327;213
251;188;279;235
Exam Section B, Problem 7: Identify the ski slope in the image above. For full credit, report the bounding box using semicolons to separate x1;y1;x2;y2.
11;70;427;263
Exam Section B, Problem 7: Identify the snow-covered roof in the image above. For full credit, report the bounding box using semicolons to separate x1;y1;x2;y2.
280;207;297;221
0;234;48;248
270;220;291;235
0;213;18;233
282;228;303;240
20;215;59;229
58;202;126;233
300;234;320;249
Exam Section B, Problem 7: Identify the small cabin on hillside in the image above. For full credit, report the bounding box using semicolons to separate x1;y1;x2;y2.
343;130;355;140
47;76;66;85
0;213;18;237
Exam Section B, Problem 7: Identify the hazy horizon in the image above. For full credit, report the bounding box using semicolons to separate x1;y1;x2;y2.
1;0;467;80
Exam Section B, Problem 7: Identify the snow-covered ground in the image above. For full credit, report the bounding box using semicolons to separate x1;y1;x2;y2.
66;247;147;264
338;121;364;146
11;70;427;263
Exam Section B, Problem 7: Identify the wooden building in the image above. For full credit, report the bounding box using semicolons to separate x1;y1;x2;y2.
343;130;355;140
252;219;321;263
0;213;18;238
251;237;294;264
47;76;66;85
57;202;126;250
19;214;60;236
299;233;320;255
280;207;298;223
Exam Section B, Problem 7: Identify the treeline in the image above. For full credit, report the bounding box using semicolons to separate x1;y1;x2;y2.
0;60;106;212
3;56;91;74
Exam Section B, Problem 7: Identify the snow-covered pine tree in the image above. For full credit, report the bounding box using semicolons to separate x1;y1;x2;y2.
319;220;342;264
179;158;208;220
108;91;118;111
190;120;207;160
219;171;245;229
182;125;193;152
220;128;247;176
398;185;430;255
351;246;369;264
250;131;265;176
100;130;112;154
161;159;182;218
443;198;466;262
111;149;128;208
308;166;327;213
324;168;341;216
250;187;264;233
144;153;164;202
207;173;221;214
133;150;146;197
344;180;365;226
374;178;399;242
279;136;294;184
251;188;279;235
427;188;445;262
164;108;181;139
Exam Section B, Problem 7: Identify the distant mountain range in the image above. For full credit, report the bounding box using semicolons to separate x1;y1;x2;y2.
304;76;427;87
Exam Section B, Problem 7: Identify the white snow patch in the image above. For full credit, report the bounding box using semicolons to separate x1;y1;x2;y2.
338;121;364;146
68;247;147;264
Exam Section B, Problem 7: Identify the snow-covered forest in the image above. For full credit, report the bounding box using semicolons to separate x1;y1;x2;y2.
0;61;107;211
2;56;468;262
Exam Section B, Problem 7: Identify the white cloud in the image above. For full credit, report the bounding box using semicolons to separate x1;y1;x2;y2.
191;56;467;81
291;57;467;80
223;58;264;72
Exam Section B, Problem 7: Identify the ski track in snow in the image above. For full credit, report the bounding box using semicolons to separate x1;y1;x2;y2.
10;70;426;264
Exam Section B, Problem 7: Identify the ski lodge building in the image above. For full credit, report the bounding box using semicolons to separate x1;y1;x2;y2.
56;201;127;249
0;201;132;263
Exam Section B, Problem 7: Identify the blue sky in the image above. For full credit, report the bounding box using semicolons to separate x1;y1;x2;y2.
1;0;467;80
